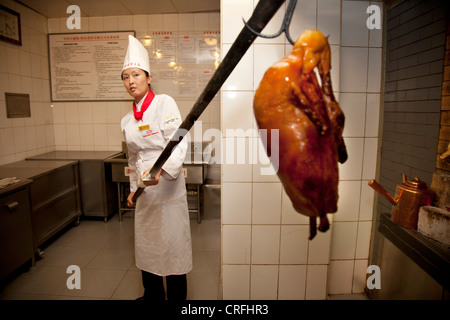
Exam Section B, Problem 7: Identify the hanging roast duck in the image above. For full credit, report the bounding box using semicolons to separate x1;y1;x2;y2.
254;30;348;239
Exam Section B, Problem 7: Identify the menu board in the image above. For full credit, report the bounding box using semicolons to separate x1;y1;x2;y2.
48;30;220;102
144;31;220;100
48;31;134;102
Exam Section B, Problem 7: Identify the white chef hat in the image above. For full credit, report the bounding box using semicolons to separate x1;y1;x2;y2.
122;35;151;75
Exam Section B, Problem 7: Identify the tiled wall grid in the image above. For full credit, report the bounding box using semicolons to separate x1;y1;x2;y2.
0;0;53;165
377;0;447;215
221;0;382;299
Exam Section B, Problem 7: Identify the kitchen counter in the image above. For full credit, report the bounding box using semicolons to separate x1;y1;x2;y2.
26;150;121;161
0;178;33;198
27;151;122;221
0;160;81;252
0;160;78;180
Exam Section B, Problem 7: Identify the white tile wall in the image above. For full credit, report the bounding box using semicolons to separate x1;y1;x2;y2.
341;0;369;47
335;180;362;221
330;221;358;260
222;91;254;133
221;0;382;299
222;225;251;264
222;264;250;300
317;0;341;45
359;181;376;221
280;225;309;264
328;260;354;294
365;93;381;137
367;48;382;92
221;0;253;44
0;0;54;165
328;0;383;295
339;137;364;180
340;93;367;137
251;225;280;264
250;265;279;300
340;47;369;93
252;183;282;224
278;265;306;300
222;183;252;223
355;221;372;259
305;265;328;299
362;137;379;180
308;229;332;264
222;44;253;91
352;259;369;293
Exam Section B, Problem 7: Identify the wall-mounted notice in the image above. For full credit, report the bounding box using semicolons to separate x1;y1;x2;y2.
144;31;220;100
48;31;134;101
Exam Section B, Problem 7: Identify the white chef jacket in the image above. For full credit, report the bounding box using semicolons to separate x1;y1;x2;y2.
121;93;192;276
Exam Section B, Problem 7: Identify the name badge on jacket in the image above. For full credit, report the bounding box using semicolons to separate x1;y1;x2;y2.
139;123;159;138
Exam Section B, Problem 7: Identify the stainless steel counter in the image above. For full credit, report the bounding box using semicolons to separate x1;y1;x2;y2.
27;150;122;160
0;160;77;179
27;151;122;222
0;178;33;197
0;160;81;252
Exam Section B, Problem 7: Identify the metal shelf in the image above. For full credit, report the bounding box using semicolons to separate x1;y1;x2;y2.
379;212;450;290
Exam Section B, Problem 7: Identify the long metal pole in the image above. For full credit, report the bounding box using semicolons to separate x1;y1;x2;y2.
132;0;286;202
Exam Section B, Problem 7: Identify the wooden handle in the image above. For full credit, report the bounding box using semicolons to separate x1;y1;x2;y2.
368;179;397;206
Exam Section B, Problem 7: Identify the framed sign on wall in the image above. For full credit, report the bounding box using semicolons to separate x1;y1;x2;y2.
48;31;135;102
0;5;22;46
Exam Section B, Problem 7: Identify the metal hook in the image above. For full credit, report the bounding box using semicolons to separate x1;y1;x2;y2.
243;0;297;45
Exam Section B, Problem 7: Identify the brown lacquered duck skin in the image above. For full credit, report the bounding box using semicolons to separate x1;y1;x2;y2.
253;30;347;239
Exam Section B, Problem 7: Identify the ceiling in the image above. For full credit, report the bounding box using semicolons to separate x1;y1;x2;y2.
16;0;220;18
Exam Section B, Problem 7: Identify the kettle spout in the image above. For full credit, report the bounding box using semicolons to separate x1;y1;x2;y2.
368;179;398;206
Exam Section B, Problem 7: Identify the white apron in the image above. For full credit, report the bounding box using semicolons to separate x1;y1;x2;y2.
121;93;192;276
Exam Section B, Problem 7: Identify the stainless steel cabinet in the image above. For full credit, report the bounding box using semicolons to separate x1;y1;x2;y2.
27;151;121;222
0;180;34;282
0;161;82;252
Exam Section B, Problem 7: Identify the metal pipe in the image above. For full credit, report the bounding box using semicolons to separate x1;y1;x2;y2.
132;0;286;202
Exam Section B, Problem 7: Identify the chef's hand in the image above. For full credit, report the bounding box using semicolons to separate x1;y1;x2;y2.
127;192;135;207
142;168;163;186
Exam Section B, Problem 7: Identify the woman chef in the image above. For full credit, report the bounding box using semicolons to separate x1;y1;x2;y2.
120;35;192;301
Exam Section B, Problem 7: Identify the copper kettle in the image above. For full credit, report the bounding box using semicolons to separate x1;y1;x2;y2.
368;174;435;229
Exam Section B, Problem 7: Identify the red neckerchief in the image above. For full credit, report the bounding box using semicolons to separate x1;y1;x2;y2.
133;90;155;121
